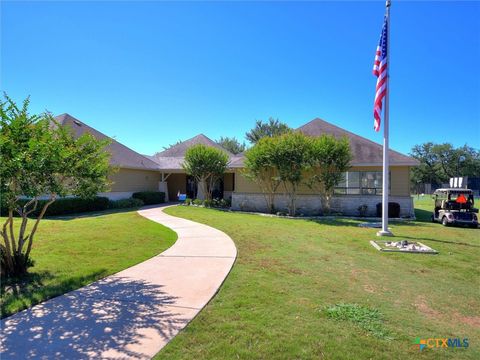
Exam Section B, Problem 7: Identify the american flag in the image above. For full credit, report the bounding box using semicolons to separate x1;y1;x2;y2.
373;16;389;132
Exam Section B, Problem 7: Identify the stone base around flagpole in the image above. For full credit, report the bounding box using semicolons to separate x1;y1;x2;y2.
376;230;394;237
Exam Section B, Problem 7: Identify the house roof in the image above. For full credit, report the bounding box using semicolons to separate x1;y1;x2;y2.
54;114;160;171
155;134;233;157
53;114;417;172
297;118;419;166
152;134;234;171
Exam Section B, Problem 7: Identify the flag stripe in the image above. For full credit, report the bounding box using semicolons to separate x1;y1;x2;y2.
373;16;388;132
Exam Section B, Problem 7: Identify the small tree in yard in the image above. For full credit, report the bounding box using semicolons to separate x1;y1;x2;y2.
307;135;352;214
0;95;111;278
273;133;314;216
243;137;281;214
182;144;229;201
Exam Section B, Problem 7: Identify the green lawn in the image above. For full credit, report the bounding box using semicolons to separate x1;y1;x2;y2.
1;210;177;318
157;199;479;359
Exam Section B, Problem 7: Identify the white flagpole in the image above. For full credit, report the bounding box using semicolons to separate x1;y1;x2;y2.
377;0;393;237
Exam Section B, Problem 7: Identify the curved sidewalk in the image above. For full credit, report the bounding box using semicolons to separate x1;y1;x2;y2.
0;205;237;359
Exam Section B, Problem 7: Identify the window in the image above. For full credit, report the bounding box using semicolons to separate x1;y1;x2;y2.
334;171;388;195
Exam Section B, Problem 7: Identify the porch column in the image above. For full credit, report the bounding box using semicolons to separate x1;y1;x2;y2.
159;172;171;202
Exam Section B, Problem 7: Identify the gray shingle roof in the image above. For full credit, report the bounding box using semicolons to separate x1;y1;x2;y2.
297;118;418;166
54;114;160;171
54;114;417;172
152;134;234;171
155;134;233;157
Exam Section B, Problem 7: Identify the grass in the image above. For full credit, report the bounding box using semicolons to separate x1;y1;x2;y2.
1;209;176;318
156;198;479;359
325;303;391;340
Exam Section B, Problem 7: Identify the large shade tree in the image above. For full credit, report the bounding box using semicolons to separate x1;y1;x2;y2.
216;136;246;155
182;144;229;201
245;117;291;144
0;95;112;277
410;142;480;189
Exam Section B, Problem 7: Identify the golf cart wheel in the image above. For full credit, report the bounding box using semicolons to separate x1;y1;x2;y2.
442;217;449;226
431;215;435;223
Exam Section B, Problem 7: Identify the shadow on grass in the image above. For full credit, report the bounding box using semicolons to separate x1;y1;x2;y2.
1;270;108;319
0;269;107;318
307;218;362;227
47;207;143;221
414;208;433;222
49;203;177;221
399;235;480;248
1;276;188;359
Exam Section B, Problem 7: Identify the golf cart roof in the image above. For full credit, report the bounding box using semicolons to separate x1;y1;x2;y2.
433;188;473;195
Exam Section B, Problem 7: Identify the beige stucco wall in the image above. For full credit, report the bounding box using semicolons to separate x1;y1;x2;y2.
109;168;161;192
224;173;235;192
234;166;412;197
390;166;410;197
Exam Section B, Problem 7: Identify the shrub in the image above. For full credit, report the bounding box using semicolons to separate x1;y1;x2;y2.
192;199;203;206
184;198;193;206
203;199;213;208
376;202;401;218
357;204;368;217
109;198;144;209
212;198;231;209
1;196;111;217
132;191;165;205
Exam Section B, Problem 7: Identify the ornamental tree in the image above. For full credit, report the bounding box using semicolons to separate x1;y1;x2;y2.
0;95;112;277
243;136;281;214
182;144;229;201
307;135;352;214
273;132;314;216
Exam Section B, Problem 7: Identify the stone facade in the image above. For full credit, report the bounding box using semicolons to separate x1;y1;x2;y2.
231;192;414;218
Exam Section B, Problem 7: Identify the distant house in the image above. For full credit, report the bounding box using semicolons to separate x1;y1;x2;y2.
56;114;418;217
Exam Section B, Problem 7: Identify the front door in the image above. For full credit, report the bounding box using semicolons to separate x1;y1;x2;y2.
211;178;224;200
185;176;224;199
186;176;196;199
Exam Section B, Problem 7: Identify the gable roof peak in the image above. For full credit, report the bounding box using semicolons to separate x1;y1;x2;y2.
154;133;233;158
297;117;418;166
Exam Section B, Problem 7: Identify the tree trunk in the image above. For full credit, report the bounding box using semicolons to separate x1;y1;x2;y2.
1;196;55;278
1;216;15;276
196;178;208;201
24;197;55;264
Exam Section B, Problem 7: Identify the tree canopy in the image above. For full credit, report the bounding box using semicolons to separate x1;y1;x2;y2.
243;136;281;214
216;136;246;155
182;144;229;201
245;117;291;144
410;142;480;187
244;132;351;216
307;135;352;213
0;95;112;277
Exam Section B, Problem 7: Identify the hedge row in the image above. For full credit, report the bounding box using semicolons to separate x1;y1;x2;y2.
132;191;165;205
0;191;165;217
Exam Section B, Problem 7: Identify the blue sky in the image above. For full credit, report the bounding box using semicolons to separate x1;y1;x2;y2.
1;1;479;155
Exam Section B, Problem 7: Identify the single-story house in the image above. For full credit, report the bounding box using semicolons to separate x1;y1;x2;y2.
55;114;418;217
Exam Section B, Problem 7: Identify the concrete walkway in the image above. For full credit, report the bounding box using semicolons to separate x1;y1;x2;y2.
0;205;237;359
